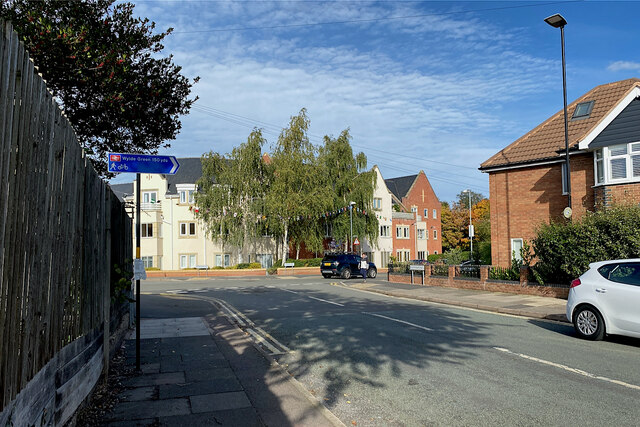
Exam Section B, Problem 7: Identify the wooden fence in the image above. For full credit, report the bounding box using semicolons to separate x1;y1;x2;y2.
0;20;132;423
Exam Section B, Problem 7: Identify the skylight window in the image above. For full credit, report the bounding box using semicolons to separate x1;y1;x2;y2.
572;101;594;120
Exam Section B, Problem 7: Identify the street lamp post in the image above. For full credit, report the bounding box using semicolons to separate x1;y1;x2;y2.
349;201;356;252
545;13;571;211
463;189;473;260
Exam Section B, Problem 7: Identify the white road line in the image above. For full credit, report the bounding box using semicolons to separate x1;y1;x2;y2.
308;296;344;306
362;312;434;332
281;289;344;306
493;347;640;391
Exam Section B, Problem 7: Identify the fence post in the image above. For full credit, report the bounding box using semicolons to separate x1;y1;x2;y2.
520;266;529;286
448;265;456;286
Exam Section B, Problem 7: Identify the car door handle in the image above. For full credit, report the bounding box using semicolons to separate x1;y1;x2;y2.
595;288;607;293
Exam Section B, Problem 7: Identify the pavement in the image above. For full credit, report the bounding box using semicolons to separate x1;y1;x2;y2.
105;315;345;427
340;278;569;323
103;277;569;426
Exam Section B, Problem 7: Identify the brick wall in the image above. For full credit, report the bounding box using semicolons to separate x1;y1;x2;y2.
594;182;640;207
489;153;594;266
388;265;569;298
392;215;417;260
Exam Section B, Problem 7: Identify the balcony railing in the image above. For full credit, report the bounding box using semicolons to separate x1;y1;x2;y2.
141;202;161;211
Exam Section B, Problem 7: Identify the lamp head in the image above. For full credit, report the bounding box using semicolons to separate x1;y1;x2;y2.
349;201;356;206
544;13;567;28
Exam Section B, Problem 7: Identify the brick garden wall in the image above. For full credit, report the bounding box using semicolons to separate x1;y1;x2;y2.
388;265;569;299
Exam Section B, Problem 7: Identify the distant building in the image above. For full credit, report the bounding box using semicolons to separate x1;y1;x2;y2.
385;170;442;258
111;158;276;270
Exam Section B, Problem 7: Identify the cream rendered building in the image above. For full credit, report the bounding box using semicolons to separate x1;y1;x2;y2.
111;158;277;270
361;165;394;267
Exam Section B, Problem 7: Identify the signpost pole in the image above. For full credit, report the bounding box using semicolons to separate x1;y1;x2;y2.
135;173;141;372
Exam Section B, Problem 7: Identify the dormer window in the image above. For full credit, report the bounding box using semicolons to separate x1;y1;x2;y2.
572;101;594;120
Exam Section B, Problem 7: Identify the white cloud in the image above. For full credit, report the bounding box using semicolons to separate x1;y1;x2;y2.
607;61;640;72
125;1;561;201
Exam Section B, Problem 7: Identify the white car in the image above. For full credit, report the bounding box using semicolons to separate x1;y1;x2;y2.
566;259;640;340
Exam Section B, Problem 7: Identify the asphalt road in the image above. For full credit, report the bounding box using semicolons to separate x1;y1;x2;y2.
139;276;640;426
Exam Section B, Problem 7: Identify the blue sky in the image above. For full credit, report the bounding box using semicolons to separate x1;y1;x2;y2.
112;0;640;203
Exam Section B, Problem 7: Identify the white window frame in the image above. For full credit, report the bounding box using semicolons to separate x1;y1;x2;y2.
511;238;524;261
595;142;640;185
180;255;188;269
141;256;153;268
432;209;437;219
180;222;197;236
433;229;438;240
561;162;569;195
180;190;187;204
373;198;382;210
396;226;409;239
380;225;390;237
418;251;425;260
141;223;153;238
411;206;417;214
424;208;428;218
417;229;425;239
142;191;157;204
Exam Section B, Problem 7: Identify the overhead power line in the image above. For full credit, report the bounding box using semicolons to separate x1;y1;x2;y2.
190;103;488;192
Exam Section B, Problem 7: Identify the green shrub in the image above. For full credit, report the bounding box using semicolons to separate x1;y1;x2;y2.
249;262;262;269
533;205;640;284
285;258;323;267
235;263;251;269
427;253;445;263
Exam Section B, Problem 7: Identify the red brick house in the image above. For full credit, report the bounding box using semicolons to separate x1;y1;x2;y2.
385;171;442;256
480;78;640;266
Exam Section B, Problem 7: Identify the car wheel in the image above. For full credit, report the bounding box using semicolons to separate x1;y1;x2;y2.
367;268;377;278
573;305;605;341
322;274;332;279
340;268;351;279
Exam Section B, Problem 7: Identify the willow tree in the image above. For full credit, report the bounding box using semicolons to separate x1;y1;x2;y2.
195;129;271;262
319;130;378;251
267;109;331;263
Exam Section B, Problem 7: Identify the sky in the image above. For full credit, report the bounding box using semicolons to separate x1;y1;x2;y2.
110;0;640;203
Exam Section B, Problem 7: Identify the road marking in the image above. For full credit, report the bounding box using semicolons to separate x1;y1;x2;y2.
362;312;434;332
493;347;640;391
308;296;344;306
281;289;344;306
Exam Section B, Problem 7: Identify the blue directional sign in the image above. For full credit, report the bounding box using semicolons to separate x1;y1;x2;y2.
108;153;180;175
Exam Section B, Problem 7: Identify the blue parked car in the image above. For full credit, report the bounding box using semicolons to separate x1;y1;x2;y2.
321;253;377;279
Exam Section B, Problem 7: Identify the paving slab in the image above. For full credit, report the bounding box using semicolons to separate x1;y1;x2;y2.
106;398;190;421
190;391;252;413
159;377;243;399
159;408;263;427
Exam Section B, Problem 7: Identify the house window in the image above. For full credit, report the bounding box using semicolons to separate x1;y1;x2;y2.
141;223;153;238
215;254;231;267
180;222;196;236
609;144;628;180
433;229;438;240
417;229;425;239
180;254;197;269
373;198;382;210
561;162;569;195
141;256;153;268
396;226;409;239
432;209;437;219
381;251;391;268
380;225;390;237
411;206;417;214
142;191;157;204
596;143;640;185
396;250;410;262
424;208;428;217
595;149;604;184
571;101;594;120
418;251;425;260
511;238;524;261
